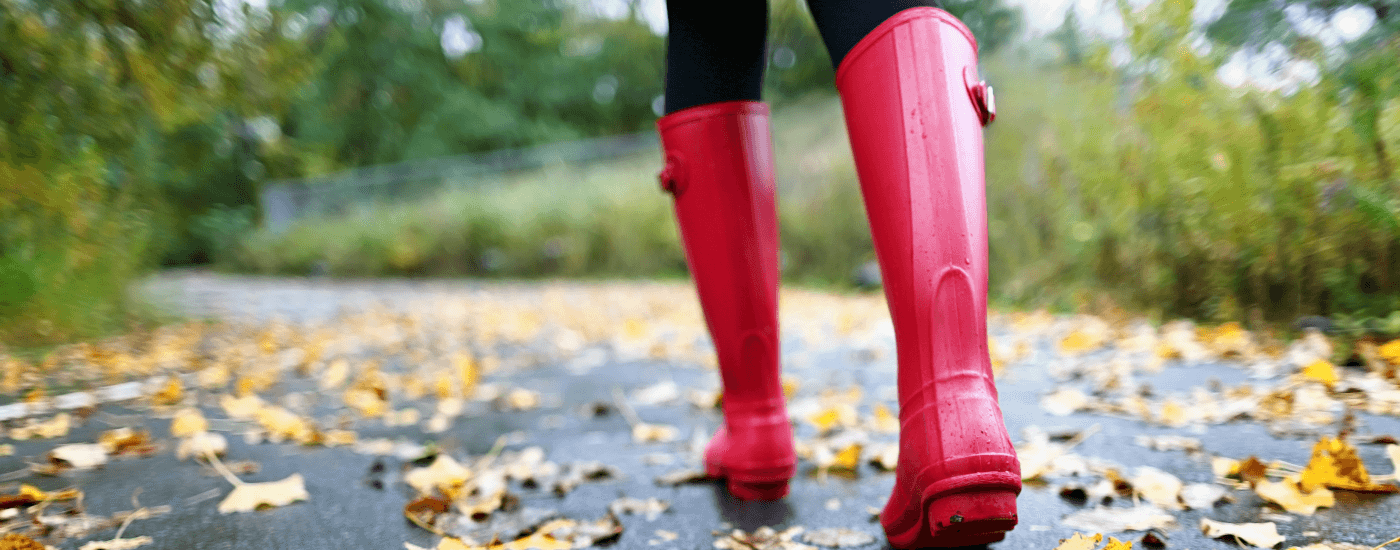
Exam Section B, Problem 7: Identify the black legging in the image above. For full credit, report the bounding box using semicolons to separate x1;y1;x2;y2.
663;0;941;114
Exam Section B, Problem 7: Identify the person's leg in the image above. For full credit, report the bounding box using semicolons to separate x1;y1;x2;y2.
663;0;768;114
806;0;941;68
808;1;1020;547
656;1;795;500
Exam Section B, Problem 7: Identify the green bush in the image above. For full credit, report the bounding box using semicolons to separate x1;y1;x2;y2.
992;0;1400;321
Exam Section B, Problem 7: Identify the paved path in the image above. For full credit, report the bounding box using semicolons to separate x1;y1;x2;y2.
5;271;1397;549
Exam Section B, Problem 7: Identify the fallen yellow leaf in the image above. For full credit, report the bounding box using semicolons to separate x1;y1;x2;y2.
871;404;900;434
1255;476;1334;514
404;454;471;495
1052;533;1101;550
217;474;309;513
1299;436;1399;493
832;443;862;472
1300;360;1339;387
152;377;182;405
1200;518;1284;548
1378;339;1400;365
170;407;208;438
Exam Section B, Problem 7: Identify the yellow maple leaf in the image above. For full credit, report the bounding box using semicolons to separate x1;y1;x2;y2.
1378;339;1400;365
1299;437;1399;493
1299;360;1339;387
832;443;862;471
1101;538;1133;550
1059;331;1099;354
169;407;208;438
152;377;182;406
871;404;900;434
807;405;855;434
1052;533;1102;550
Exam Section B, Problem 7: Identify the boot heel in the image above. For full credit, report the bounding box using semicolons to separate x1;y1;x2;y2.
887;489;1017;548
726;479;790;501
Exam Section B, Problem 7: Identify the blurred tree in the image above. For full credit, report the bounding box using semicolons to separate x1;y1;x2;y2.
0;0;309;341
280;0;664;166
1207;0;1397;182
1208;0;1395;49
941;0;1024;55
1050;8;1086;66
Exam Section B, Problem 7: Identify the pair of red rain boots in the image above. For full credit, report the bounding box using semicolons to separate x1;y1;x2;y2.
656;7;1020;548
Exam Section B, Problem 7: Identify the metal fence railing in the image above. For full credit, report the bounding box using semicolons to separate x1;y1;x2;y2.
258;131;660;233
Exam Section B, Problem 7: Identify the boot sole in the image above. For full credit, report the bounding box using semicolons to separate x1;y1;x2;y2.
885;488;1018;548
705;462;795;501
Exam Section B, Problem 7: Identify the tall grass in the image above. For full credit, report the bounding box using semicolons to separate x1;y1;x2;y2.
234;101;880;286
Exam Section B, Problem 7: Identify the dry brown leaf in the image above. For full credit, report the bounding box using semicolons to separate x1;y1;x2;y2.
99;427;153;456
1255;477;1334;515
0;533;45;550
169;407;208;438
1199;518;1284;548
404;494;452;530
217;474;309;513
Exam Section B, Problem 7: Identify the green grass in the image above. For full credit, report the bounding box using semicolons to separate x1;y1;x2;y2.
232;93;880;288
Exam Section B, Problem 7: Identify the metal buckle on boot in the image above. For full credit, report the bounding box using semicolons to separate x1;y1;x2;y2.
658;154;686;195
963;66;996;126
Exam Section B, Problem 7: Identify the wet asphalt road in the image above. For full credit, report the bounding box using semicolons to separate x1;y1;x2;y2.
12;271;1400;550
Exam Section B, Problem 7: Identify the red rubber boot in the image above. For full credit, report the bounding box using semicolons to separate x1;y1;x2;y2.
656;101;796;500
836;8;1020;547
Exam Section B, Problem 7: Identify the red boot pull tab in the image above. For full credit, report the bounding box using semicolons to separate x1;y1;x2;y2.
963;66;996;126
658;154;686;195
